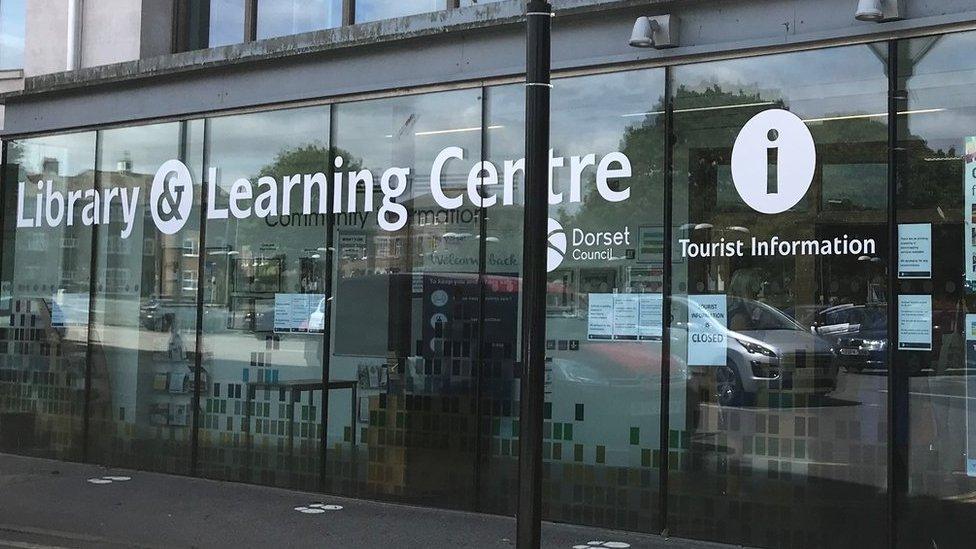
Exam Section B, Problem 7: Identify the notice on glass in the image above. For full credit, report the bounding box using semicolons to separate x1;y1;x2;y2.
612;294;639;340
966;137;976;292
587;294;615;340
965;314;976;476
587;293;663;341
898;223;931;279
274;293;325;334
638;293;663;340
897;295;932;351
687;294;727;366
51;293;89;327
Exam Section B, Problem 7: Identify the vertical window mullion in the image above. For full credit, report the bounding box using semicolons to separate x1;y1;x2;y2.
244;0;258;41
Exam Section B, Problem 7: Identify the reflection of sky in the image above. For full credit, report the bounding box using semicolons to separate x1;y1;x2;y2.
355;0;442;23
0;0;25;69
209;0;246;47
100;124;182;176
486;70;667;217
256;0;341;39
335;89;482;201
675;46;888;119
208;106;329;184
15;133;96;179
901;32;976;151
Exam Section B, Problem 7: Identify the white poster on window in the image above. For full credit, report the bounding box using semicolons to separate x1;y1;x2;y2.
898;223;931;279
897;295;932;351
638;293;663;340
587;294;614;340
587;293;663;341
274;293;326;333
612;294;639;340
51;293;89;327
965;137;976;291
965;314;976;477
687;294;727;366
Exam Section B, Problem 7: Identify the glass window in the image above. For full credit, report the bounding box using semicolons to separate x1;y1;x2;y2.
197;106;330;489
896;31;976;548
516;69;668;532
86;121;205;473
0;0;25;69
669;45;890;548
459;0;505;5
257;0;342;40
354;0;443;24
327;88;487;506
0;132;96;461
208;0;246;48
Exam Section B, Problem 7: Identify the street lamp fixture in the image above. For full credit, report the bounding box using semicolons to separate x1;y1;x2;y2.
629;14;678;49
855;0;902;22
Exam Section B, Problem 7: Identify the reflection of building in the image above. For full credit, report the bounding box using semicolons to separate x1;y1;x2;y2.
3;2;976;548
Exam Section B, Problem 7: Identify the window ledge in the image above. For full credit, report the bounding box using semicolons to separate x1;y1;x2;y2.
0;0;664;102
0;69;24;80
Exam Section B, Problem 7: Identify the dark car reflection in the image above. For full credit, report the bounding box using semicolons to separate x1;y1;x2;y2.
812;303;950;375
813;304;887;373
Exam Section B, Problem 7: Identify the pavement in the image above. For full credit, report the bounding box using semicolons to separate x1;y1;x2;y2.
0;453;730;549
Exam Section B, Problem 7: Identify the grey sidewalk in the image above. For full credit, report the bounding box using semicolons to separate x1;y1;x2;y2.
0;453;732;549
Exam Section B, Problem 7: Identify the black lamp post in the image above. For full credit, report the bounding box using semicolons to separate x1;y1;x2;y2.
517;1;551;547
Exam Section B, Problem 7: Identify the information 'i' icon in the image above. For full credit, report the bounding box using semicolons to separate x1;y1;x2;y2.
766;128;779;195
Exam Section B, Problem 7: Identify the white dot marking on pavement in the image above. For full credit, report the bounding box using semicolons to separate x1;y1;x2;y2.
87;475;132;485
309;504;343;510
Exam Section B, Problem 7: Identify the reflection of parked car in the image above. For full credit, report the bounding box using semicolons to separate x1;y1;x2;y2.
814;303;949;375
813;304;887;372
244;308;274;334
677;296;837;406
140;299;170;331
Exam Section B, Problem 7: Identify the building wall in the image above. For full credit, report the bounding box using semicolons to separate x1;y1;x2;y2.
23;0;69;77
81;0;143;69
5;0;976;135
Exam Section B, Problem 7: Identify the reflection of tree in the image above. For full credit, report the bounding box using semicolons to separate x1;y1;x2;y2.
6;140;23;166
565;82;964;230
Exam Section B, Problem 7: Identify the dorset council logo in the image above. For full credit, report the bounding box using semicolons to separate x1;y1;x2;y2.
731;109;816;214
547;217;567;273
151;159;194;235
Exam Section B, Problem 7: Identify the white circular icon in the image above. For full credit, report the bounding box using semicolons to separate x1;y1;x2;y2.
731;109;816;214
547;217;567;273
430;313;447;328
430;289;449;307
151;159;194;235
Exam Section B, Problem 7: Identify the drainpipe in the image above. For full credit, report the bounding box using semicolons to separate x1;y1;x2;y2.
66;0;83;71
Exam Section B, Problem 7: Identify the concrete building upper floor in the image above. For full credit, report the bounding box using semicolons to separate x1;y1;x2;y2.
1;0;976;134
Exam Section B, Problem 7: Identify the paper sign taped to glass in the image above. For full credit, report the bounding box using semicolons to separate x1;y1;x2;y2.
965;137;976;292
687;294;728;366
966;314;976;477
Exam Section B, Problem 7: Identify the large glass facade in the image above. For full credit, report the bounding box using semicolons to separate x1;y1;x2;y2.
896;32;976;548
7;32;976;549
197;106;331;489
1;132;95;461
668;45;890;548
87;121;205;474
